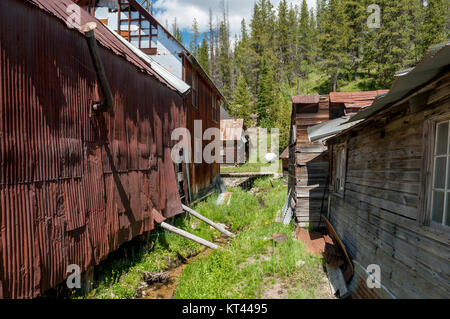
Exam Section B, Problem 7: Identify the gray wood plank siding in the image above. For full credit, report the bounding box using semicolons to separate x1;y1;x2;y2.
327;74;450;298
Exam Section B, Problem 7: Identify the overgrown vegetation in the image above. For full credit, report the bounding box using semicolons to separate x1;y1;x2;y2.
74;177;327;299
176;178;326;299
221;159;282;174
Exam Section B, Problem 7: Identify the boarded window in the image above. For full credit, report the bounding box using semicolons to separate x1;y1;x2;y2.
334;144;347;195
431;121;450;227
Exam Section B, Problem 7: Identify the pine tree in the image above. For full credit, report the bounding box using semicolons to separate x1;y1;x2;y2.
343;0;365;80
370;0;423;88
319;0;350;91
189;18;200;58
198;34;210;74
256;53;276;128
419;0;449;57
230;75;254;127
171;17;183;44
276;0;289;74
216;2;232;100
208;8;216;81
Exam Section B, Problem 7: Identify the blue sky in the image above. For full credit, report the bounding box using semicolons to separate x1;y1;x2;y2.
149;0;317;47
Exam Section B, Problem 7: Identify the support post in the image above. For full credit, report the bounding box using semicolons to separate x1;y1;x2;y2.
159;222;219;250
182;204;235;237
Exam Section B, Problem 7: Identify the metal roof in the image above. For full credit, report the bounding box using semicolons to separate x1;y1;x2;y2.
30;0;190;95
329;90;389;104
349;42;450;123
221;106;232;120
308;116;364;142
280;147;289;159
104;25;190;95
126;0;226;101
292;94;320;104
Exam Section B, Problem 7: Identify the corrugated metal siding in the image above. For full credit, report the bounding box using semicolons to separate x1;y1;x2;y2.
0;0;185;298
183;56;220;201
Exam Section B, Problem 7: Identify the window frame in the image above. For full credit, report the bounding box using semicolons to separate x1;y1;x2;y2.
422;115;450;230
333;142;347;197
211;95;218;123
192;72;198;109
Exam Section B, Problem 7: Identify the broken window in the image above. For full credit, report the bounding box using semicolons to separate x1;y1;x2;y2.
334;144;347;195
431;121;450;227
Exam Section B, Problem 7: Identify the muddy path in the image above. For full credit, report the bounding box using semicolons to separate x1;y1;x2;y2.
141;249;211;299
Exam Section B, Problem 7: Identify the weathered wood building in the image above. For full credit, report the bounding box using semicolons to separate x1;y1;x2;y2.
288;91;388;228
220;118;248;166
321;42;450;298
75;0;225;201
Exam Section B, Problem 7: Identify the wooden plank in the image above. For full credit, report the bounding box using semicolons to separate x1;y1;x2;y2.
330;200;450;296
345;182;419;208
160;222;219;250
182;204;235;237
346;176;420;195
345;189;417;220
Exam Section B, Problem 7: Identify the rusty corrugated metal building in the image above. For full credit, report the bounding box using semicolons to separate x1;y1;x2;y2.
0;0;192;298
76;0;224;201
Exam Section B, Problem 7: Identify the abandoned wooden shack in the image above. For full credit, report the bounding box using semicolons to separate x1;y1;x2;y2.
312;42;450;298
75;0;225;201
288;91;388;228
0;0;194;299
220;118;248;166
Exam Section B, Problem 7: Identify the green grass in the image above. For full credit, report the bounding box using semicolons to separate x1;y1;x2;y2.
175;178;325;299
220;160;282;174
74;177;325;299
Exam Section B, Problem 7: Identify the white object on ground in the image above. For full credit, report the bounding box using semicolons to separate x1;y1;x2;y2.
264;152;278;163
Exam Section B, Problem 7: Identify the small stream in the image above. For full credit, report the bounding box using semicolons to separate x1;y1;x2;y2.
141;248;212;299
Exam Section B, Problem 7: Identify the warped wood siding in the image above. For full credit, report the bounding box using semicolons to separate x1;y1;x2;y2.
328;74;450;298
290;96;330;228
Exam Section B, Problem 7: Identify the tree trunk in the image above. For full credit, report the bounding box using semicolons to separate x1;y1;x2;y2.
332;73;338;92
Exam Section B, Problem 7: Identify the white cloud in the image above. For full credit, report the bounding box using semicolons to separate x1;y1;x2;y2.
153;0;317;38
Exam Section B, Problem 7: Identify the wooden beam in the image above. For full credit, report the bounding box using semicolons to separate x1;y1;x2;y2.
182;204;235;238
159;222;219;250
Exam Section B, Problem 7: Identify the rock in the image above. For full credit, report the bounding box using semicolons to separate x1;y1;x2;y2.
142;271;170;285
296;260;306;268
272;233;288;244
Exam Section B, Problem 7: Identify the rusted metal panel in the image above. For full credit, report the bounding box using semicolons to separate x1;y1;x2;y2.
0;0;186;298
329;90;389;104
292;94;320;105
183;56;221;201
